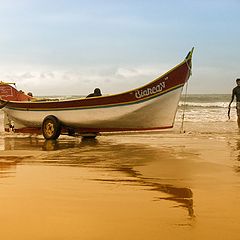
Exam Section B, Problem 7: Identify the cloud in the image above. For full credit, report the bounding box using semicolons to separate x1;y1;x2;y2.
0;64;169;96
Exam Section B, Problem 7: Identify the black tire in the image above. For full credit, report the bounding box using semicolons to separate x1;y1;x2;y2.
42;115;62;140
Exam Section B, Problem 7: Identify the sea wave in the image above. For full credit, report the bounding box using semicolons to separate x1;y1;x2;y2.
179;101;232;108
180;94;231;102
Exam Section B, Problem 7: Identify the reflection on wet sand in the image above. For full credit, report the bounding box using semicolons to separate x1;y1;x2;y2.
0;136;194;217
94;175;194;217
0;156;18;179
233;137;240;173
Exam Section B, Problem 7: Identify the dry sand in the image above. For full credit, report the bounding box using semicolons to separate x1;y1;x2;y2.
0;122;240;240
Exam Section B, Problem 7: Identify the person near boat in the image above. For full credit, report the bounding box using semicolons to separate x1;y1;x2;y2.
86;88;102;98
228;78;240;127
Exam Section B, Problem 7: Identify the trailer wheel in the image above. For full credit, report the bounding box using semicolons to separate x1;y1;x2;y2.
42;115;61;140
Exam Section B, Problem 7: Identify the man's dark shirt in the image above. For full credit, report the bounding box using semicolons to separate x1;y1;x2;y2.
86;91;102;98
86;93;95;98
232;86;240;102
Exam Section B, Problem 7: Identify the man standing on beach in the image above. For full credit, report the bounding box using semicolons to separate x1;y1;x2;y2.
229;78;240;128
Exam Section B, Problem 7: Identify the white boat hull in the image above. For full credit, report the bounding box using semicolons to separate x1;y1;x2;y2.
4;87;182;131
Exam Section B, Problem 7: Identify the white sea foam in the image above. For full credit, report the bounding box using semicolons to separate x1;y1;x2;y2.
175;94;237;123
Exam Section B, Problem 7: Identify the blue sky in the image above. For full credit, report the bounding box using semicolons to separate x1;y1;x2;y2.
0;0;239;95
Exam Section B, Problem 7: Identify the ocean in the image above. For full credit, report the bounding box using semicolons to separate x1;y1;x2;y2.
173;93;240;135
178;94;233;122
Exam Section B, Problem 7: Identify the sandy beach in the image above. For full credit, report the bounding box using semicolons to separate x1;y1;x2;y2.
0;119;240;240
1;0;240;238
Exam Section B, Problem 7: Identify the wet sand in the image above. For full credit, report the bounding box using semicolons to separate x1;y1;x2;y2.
0;123;240;240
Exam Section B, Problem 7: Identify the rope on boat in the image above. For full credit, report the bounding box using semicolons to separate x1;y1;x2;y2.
180;59;192;133
180;81;188;133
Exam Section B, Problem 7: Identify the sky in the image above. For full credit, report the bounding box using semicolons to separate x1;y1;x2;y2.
0;0;239;96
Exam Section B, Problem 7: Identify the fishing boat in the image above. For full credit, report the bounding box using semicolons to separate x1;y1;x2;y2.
0;48;194;139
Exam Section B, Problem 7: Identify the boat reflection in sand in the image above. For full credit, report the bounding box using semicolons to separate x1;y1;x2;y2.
0;156;19;179
0;136;194;217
